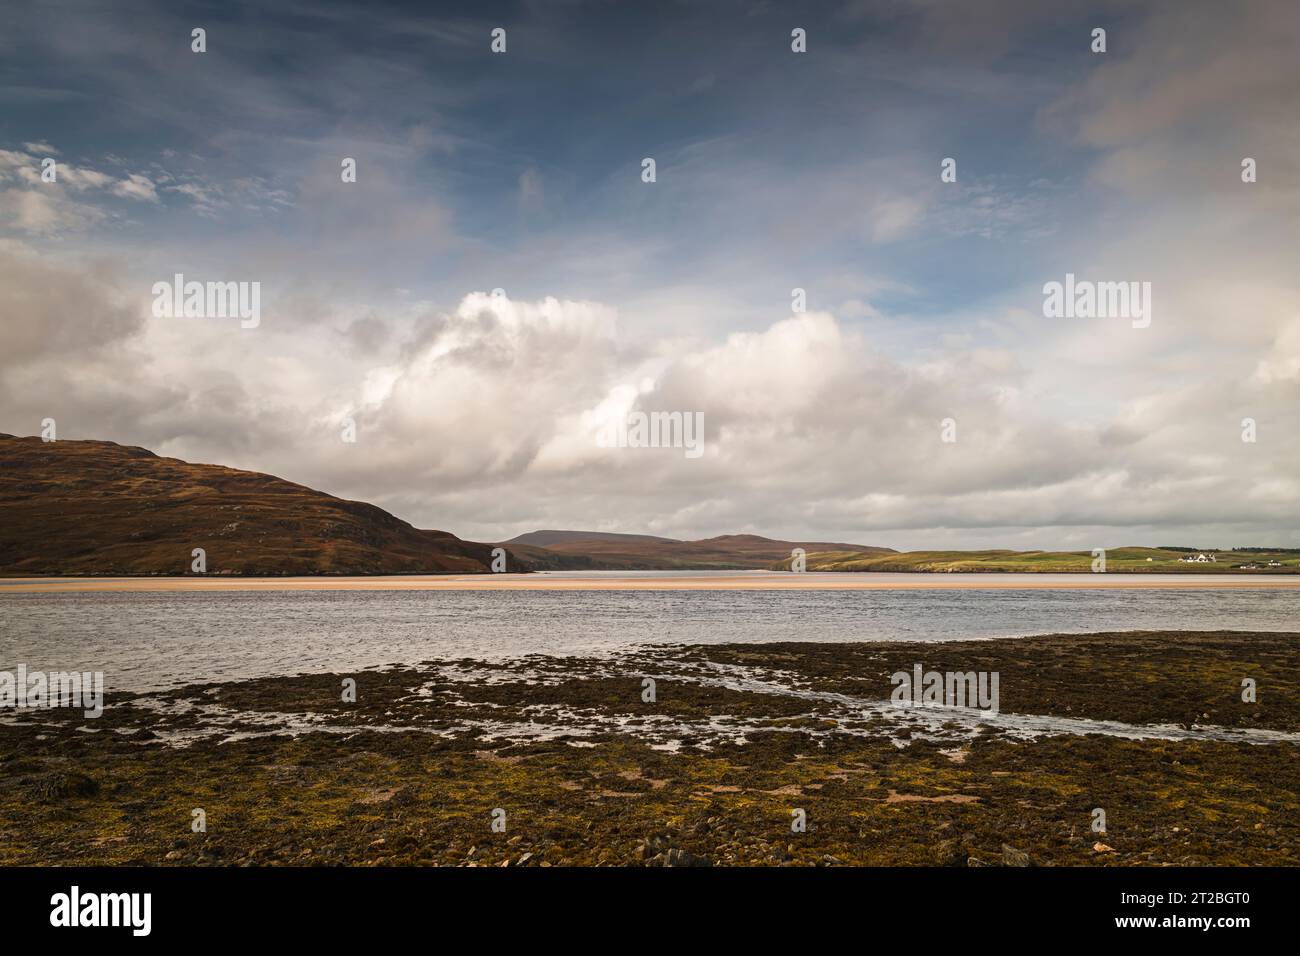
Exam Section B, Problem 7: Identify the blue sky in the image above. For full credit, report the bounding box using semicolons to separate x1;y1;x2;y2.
2;0;1298;548
2;1;1100;321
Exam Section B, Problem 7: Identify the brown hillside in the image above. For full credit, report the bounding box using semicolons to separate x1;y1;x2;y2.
0;435;508;576
501;529;894;570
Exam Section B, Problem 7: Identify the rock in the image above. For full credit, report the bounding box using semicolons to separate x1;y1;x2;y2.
29;771;99;800
517;852;533;866
1001;844;1031;867
388;787;417;807
1093;842;1115;853
932;839;966;867
163;850;183;861
667;848;694;867
649;847;712;867
966;856;989;867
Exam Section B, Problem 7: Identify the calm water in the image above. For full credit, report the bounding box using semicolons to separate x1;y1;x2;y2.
2;583;1298;692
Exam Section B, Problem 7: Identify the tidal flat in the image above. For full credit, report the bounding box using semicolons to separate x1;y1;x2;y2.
1;631;1296;867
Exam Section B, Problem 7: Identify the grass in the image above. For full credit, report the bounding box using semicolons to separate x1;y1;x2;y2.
786;547;1300;573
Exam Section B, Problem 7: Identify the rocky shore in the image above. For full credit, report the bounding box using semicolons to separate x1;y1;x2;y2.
1;631;1296;866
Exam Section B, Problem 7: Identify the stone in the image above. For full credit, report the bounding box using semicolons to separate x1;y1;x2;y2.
1002;844;1031;867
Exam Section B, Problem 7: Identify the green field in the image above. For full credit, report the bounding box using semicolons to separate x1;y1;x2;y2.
781;547;1300;574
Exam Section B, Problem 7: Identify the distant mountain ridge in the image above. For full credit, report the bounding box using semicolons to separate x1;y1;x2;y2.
0;435;511;576
510;530;679;548
500;529;895;570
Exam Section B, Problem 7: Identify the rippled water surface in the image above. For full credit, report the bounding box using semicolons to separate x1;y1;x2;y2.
3;583;1298;692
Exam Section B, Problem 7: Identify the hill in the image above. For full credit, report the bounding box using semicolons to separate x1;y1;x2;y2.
0;434;511;576
778;547;1300;574
500;530;895;570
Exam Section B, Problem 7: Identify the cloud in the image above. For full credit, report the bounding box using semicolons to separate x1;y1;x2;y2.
1043;0;1300;207
0;1;1296;549
868;195;924;242
164;181;225;216
112;173;159;203
0;145;166;234
1252;319;1300;386
0;244;172;446
0;189;107;236
2;261;1293;548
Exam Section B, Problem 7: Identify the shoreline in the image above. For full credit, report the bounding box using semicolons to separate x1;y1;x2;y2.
6;571;1300;593
1;630;1296;866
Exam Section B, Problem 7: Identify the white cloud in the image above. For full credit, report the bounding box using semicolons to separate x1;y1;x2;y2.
0;189;106;235
2;1;1297;549
112;173;159;203
2;252;1294;547
0;145;167;234
1253;319;1300;385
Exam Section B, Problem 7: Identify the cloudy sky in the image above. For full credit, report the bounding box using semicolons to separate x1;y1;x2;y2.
2;0;1298;550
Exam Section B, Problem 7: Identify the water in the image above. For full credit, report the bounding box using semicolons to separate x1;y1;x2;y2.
2;583;1297;692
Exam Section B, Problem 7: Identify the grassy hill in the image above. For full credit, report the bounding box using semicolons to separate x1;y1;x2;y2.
0;434;512;576
777;546;1300;573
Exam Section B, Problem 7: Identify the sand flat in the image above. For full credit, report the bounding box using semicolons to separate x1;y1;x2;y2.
3;572;1300;593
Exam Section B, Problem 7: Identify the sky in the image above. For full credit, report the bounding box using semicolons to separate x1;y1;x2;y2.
1;0;1298;550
